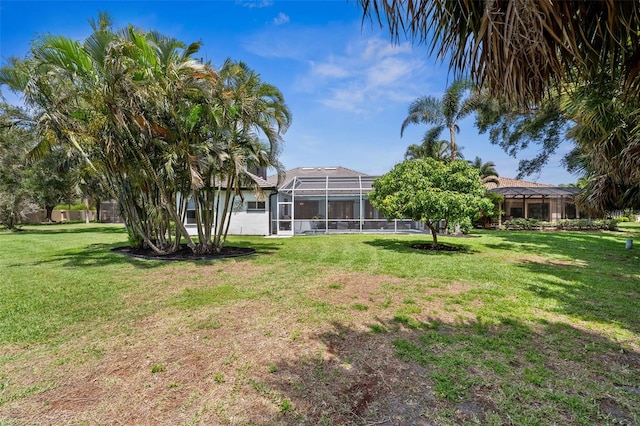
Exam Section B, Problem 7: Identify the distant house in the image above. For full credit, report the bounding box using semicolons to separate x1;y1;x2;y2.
487;177;582;223
183;171;276;237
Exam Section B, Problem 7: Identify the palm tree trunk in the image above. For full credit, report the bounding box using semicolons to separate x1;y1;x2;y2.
449;124;457;160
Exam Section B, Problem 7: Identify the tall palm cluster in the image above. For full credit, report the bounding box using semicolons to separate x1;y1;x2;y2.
0;15;290;254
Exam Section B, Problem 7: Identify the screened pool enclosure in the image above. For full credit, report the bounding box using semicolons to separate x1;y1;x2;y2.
270;175;422;235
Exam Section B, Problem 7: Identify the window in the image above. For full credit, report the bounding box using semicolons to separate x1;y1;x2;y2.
247;201;266;211
509;207;523;218
186;210;197;224
528;203;549;220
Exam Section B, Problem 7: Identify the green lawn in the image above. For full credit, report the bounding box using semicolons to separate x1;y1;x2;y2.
1;223;639;425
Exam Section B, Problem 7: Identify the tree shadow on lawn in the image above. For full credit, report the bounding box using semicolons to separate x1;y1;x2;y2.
258;318;640;425
483;231;640;334
483;230;637;262
516;260;640;335
364;238;477;255
225;239;282;256
24;242;165;269
19;239;280;270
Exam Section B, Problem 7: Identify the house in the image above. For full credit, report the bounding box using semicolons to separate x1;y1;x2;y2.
182;166;422;237
182;169;582;236
266;166;422;236
183;171;276;237
487;177;582;224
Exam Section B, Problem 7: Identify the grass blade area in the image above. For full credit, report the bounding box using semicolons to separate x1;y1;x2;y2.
0;223;639;425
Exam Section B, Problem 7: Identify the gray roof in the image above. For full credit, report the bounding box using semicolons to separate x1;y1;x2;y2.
267;166;368;187
245;170;275;189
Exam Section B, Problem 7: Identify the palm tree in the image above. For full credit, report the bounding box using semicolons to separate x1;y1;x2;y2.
468;156;499;186
208;59;291;251
1;15;216;253
404;128;458;162
359;0;640;106
401;80;480;160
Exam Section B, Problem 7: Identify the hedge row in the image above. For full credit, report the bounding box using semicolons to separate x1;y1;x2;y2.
502;218;618;231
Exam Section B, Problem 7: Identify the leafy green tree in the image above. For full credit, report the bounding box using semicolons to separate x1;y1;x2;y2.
369;158;492;246
476;75;640;214
26;148;79;222
0;104;38;229
475;95;567;179
361;1;640;215
401;80;480;160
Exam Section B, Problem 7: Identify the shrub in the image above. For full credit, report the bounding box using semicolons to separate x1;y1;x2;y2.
504;218;540;230
505;218;618;232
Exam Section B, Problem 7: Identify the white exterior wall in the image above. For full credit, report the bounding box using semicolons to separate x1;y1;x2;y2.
183;191;271;236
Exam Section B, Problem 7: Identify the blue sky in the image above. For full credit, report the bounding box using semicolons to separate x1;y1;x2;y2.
0;0;576;184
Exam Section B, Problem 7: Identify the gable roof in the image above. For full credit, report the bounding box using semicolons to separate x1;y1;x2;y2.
245;170;275;189
267;166;368;187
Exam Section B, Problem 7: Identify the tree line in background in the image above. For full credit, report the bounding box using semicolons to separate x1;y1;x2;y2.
0;13;290;254
363;0;640;215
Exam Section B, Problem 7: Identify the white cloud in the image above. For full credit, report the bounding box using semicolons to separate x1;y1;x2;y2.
242;24;435;114
236;0;273;8
306;37;430;114
366;57;418;87
357;38;413;61
273;12;290;26
310;61;350;78
319;86;367;113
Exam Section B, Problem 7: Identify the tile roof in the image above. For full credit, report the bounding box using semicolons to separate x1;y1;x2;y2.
267;166;368;186
485;176;554;189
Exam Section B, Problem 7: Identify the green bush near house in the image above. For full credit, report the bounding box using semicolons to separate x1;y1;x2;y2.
504;218;618;231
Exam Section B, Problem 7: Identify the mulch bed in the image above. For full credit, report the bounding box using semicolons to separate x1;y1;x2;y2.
112;244;256;261
411;243;466;251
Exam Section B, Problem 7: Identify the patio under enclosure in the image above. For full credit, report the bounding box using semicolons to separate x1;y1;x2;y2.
270;175;422;235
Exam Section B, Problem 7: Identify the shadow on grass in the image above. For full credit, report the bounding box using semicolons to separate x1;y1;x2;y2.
226;239;282;256
518;260;640;335
481;230;640;334
26;242;165;269
15;239;280;270
259;319;640;425
483;230;635;261
58;244;275;269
